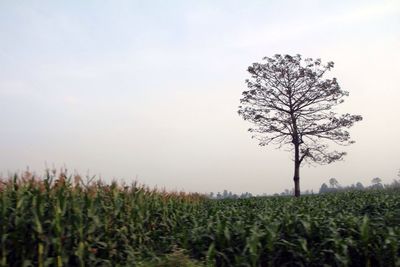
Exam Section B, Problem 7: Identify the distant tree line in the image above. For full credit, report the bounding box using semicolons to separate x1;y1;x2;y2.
208;190;253;199
209;170;400;199
319;176;400;194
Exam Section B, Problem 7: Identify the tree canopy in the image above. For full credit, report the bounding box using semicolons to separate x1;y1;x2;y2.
238;54;362;196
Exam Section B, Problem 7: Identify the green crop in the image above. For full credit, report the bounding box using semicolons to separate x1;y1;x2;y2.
0;172;399;266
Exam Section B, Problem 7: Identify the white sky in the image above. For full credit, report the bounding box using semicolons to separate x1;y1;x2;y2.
0;0;399;194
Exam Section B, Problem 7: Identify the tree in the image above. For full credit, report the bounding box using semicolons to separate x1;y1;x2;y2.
238;54;362;197
329;177;339;188
355;182;364;190
371;177;383;189
319;183;329;194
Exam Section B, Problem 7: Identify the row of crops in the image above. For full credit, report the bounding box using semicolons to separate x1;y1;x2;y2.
1;172;399;266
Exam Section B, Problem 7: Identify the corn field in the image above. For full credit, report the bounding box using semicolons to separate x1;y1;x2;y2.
1;172;399;266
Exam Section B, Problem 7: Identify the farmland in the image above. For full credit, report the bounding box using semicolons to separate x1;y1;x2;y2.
1;173;399;267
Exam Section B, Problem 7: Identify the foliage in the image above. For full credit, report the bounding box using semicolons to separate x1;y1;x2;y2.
329;178;339;188
238;54;362;196
137;248;205;267
319;178;400;193
1;172;399;266
239;54;362;163
372;177;383;187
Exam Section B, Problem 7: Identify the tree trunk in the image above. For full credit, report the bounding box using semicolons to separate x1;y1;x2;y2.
293;143;300;197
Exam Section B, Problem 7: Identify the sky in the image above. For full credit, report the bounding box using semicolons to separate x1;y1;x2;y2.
0;0;399;195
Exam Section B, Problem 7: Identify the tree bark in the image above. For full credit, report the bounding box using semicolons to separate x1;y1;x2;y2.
293;143;301;197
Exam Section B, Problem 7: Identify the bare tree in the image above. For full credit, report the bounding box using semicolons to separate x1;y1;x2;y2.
238;54;362;197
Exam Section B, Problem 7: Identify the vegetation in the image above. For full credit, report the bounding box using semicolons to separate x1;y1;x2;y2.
238;54;362;196
1;171;399;266
319;177;400;194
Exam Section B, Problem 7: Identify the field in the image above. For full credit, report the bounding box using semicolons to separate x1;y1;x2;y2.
1;172;399;267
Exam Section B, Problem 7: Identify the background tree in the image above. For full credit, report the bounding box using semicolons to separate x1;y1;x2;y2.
238;54;362;197
356;182;364;190
329;177;339;188
371;177;383;189
319;183;329;194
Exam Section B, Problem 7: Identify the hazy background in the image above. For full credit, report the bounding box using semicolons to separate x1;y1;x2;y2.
1;0;399;194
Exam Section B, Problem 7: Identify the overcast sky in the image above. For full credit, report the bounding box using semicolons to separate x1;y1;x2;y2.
0;0;399;194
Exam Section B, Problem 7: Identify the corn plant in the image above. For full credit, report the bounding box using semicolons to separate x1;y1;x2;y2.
0;172;399;266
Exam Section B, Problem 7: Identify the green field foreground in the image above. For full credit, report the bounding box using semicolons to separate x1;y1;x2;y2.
1;173;399;267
